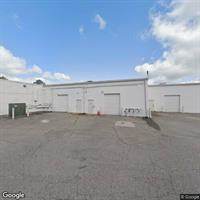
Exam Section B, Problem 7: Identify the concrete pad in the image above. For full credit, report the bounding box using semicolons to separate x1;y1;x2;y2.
115;120;135;127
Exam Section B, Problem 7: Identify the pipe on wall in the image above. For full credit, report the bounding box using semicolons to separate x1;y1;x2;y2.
144;79;148;117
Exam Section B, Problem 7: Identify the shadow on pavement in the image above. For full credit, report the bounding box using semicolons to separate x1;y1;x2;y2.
143;117;161;131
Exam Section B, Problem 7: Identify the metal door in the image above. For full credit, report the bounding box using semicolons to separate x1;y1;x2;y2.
164;95;180;112
88;99;95;114
53;94;69;112
76;99;82;113
104;94;120;115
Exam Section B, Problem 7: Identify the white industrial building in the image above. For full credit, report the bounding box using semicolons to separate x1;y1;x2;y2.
149;83;200;113
0;78;149;117
47;78;149;117
0;79;50;116
0;78;200;117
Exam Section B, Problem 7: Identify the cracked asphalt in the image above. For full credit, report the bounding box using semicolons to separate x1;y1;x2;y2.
0;112;200;200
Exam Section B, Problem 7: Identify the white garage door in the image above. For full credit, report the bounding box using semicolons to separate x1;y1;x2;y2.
164;95;180;112
104;94;120;115
53;94;69;112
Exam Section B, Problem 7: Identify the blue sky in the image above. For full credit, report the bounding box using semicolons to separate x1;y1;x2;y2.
0;0;199;83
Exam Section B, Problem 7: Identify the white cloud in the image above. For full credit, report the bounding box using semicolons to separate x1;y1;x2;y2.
140;29;151;40
29;65;42;74
79;25;84;35
0;45;71;83
94;14;107;30
43;71;70;81
0;45;37;75
135;0;200;83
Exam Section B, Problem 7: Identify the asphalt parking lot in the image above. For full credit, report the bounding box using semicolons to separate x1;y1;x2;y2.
0;112;200;200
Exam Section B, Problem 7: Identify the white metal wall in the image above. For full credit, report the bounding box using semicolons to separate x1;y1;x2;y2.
149;84;200;113
1;79;199;116
0;79;51;115
0;79;149;117
51;87;83;113
48;79;149;117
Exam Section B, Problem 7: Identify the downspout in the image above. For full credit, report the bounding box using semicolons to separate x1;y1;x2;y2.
144;79;148;117
82;87;84;113
82;86;86;113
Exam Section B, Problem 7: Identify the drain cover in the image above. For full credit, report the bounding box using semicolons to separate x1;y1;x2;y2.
115;121;135;127
41;119;49;123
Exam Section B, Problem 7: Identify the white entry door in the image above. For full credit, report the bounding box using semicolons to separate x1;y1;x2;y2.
88;99;95;114
164;95;180;112
54;94;69;112
104;94;120;115
76;99;82;113
149;99;155;111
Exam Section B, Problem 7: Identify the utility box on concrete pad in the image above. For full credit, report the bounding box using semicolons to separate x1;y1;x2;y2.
9;103;26;118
